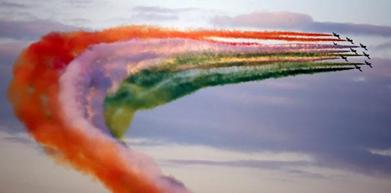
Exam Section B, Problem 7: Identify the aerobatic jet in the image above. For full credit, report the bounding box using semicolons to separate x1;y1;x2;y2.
346;37;354;44
340;55;349;62
350;48;358;55
363;51;371;59
332;32;341;39
365;60;373;68
360;43;368;50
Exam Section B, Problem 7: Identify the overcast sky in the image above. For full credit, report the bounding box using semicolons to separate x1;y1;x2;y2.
1;1;391;193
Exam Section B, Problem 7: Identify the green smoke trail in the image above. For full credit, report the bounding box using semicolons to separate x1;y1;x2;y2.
104;51;359;138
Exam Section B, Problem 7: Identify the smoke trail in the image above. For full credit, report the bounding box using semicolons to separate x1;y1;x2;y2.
7;26;366;193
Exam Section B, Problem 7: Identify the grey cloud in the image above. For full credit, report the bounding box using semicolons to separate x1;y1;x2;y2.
0;2;28;9
129;6;199;22
0;19;78;40
211;11;391;37
163;159;310;169
212;11;313;29
374;41;391;50
0;41;29;134
131;13;179;22
132;6;196;14
63;18;92;27
126;140;168;147
66;0;92;8
1;135;33;145
159;176;187;191
0;41;28;65
309;22;391;37
162;159;325;178
313;148;391;177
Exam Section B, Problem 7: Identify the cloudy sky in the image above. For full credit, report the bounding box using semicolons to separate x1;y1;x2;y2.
1;0;391;193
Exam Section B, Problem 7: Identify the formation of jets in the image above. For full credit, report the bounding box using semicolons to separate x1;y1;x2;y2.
332;32;372;72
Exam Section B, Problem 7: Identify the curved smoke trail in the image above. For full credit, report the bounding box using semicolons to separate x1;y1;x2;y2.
8;26;366;193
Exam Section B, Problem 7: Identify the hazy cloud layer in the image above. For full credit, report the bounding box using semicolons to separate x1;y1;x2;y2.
129;6;198;22
66;0;93;8
0;42;27;65
212;11;313;29
163;159;323;178
211;11;391;37
0;19;78;40
374;41;391;50
0;1;28;9
0;41;29;133
132;6;196;14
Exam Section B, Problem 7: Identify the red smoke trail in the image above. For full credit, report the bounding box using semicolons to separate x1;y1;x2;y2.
8;26;341;193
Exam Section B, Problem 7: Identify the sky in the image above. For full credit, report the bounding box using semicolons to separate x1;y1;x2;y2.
1;0;391;193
